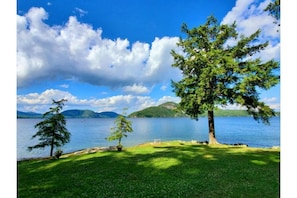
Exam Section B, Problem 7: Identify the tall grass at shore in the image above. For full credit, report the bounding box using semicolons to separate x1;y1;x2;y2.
18;141;280;197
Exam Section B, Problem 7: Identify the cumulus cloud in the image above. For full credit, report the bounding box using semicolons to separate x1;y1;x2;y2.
17;88;278;114
17;7;182;89
221;0;280;62
17;3;280;114
157;96;180;105
17;89;179;114
123;84;150;94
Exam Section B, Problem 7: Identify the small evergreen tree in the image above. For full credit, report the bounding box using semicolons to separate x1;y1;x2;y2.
106;108;133;150
28;99;71;157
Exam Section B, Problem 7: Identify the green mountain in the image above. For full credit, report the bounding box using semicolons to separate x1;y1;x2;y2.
128;102;280;118
62;110;120;118
128;102;187;118
17;103;280;119
17;110;120;119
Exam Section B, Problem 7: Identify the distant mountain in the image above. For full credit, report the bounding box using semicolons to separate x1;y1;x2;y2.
62;110;98;118
17;110;120;119
17;104;280;119
99;111;120;118
17;111;42;118
128;102;278;118
128;102;187;118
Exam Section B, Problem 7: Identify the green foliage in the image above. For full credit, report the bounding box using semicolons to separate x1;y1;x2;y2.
106;109;133;148
27;99;71;157
264;0;280;20
54;149;63;159
129;104;186;118
18;141;280;197
264;0;280;32
171;15;280;125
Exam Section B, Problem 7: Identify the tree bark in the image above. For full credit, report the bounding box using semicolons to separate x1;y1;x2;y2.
50;144;54;157
208;110;219;144
50;133;55;156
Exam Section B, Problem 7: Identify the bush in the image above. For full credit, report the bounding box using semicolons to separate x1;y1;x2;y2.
54;149;63;159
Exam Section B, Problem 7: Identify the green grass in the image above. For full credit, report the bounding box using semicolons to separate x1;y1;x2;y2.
18;141;280;198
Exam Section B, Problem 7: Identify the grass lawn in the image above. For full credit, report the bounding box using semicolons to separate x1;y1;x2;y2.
17;141;280;198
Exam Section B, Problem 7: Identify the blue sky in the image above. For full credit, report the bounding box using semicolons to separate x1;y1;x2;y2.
16;0;280;114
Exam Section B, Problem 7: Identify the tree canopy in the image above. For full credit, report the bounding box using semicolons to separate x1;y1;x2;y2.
171;15;279;144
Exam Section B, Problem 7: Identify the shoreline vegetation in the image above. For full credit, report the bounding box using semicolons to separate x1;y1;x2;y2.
18;140;280;197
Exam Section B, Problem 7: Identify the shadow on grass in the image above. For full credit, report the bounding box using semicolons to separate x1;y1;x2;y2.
18;143;280;198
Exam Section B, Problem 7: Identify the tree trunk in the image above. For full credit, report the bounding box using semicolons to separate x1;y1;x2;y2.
50;135;55;156
50;144;54;157
208;110;219;144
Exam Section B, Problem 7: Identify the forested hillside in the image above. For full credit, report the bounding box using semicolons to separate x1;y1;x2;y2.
17;110;120;119
128;102;276;118
17;102;279;118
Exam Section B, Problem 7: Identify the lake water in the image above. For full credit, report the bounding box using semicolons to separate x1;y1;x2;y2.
17;117;280;160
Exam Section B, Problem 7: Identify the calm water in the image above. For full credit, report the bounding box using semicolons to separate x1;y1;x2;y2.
17;117;280;160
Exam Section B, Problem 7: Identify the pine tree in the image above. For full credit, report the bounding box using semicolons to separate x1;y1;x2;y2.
106;108;133;151
28;99;71;157
171;15;279;144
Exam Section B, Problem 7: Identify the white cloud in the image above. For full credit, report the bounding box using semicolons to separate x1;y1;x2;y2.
261;97;280;110
222;0;280;62
219;104;247;110
157;96;180;105
160;85;167;91
17;89;178;114
218;96;280;111
59;84;69;88
17;89;77;105
17;89;279;114
123;84;150;94
262;97;277;103
145;37;181;80
17;7;182;89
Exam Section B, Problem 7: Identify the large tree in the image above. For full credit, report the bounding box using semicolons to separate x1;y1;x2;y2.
171;16;279;144
28;99;71;157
